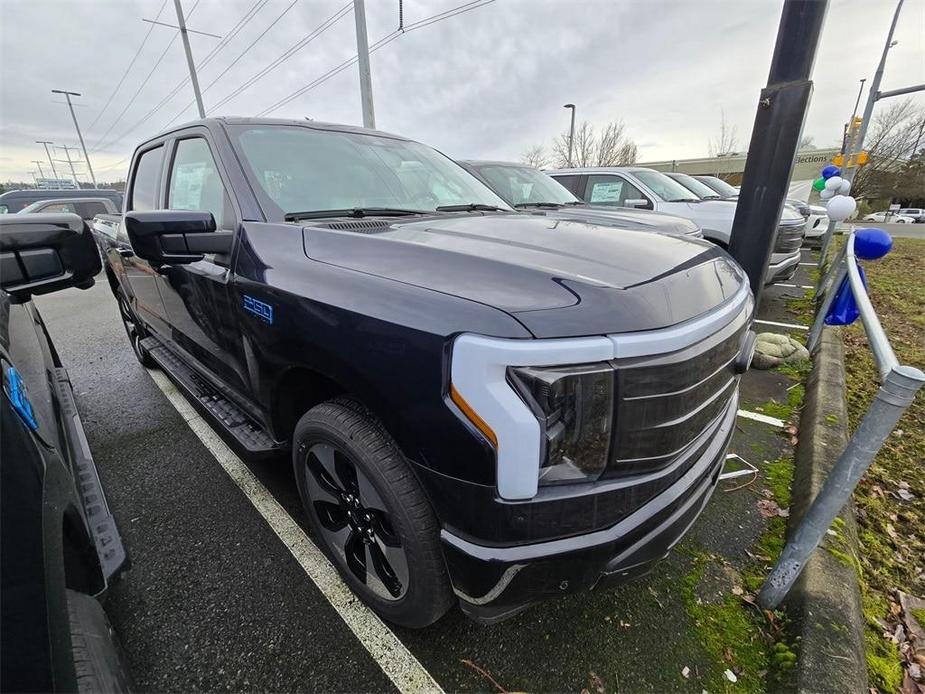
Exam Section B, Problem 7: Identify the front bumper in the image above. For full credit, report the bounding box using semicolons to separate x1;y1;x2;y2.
440;394;737;623
764;250;800;284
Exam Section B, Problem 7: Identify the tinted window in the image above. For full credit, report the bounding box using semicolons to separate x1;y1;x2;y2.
667;173;721;199
168;138;226;228
76;201;107;219
584;175;645;206
130;146;164;211
632;169;700;202
39;202;78;214
551;174;582;196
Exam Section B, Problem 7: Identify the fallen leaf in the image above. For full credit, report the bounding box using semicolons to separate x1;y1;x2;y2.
899;489;915;501
888;524;900;540
778;507;791;518
758;499;781;518
732;585;744;596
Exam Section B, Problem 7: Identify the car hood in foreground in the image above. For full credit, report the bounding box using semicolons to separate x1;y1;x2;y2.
524;205;701;236
302;214;746;338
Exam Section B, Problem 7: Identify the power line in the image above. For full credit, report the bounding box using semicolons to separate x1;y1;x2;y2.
258;0;496;117
90;0;203;153
205;1;353;115
161;0;301;128
85;0;170;133
91;0;268;155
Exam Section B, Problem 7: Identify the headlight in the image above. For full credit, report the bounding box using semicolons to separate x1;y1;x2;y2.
508;363;614;485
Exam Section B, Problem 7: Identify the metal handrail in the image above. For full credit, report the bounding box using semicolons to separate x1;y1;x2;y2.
760;229;925;609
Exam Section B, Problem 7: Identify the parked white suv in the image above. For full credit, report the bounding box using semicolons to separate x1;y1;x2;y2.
548;167;806;284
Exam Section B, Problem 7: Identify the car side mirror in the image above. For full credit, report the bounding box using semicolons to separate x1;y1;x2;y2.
125;210;232;266
0;213;101;301
624;198;652;210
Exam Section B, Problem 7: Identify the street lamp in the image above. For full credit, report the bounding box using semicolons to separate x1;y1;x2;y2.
563;104;576;167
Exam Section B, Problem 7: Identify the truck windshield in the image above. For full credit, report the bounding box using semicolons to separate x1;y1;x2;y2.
668;173;721;200
231;125;512;219
696;175;739;198
631;170;702;203
472;164;579;206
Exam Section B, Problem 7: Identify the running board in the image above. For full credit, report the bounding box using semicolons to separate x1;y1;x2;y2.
141;337;283;458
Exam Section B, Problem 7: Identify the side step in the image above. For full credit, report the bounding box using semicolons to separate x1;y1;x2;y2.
53;368;129;585
141;337;283;458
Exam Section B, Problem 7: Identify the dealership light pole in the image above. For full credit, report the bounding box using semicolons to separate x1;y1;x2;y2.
728;0;828;298
174;0;205;118
564;103;576;166
32;160;47;179
56;144;82;187
36;141;60;181
51;90;98;188
353;0;376;129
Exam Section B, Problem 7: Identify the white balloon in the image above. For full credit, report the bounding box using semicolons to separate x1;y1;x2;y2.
824;176;844;192
820;188;835;200
826;195;857;222
838;179;851;195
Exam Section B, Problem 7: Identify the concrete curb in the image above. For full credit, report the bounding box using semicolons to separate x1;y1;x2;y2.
785;327;867;694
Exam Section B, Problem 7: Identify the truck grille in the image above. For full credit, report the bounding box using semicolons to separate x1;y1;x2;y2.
606;315;748;480
773;220;806;254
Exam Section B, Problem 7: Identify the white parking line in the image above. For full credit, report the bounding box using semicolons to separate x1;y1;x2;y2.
146;369;443;694
753;318;809;331
737;409;787;428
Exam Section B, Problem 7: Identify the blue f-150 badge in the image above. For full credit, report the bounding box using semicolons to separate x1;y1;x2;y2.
5;366;38;431
243;295;274;324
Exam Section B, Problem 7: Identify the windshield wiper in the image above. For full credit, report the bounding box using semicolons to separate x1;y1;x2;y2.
667;198;700;203
435;203;507;213
514;202;562;209
285;207;428;221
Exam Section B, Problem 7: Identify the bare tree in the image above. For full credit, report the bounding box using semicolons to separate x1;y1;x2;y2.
520;144;549;169
708;109;739;157
851;98;925;201
551;120;637;168
799;135;816;150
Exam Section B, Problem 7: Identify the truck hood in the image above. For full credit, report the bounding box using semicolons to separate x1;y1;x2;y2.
302;213;746;338
524;205;701;236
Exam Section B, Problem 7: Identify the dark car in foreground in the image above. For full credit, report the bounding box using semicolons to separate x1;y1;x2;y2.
1;214;130;692
459;160;702;237
94;117;754;626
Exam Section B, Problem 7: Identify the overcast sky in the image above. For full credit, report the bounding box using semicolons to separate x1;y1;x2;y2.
1;0;922;183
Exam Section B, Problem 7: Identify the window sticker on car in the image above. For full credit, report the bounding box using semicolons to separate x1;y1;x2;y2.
590;181;623;203
243;295;274;324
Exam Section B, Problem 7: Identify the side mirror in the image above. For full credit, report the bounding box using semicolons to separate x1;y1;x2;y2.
125;210;232;266
0;213;101;301
624;198;652;210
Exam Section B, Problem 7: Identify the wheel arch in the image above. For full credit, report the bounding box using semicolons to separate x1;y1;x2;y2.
271;366;347;442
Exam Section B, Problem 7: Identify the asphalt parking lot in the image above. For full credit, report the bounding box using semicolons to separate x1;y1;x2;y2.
34;247;820;693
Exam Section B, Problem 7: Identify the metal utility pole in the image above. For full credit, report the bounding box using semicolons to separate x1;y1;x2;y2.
29;172;38;186
847;0;905;182
728;0;828;298
56;144;82;187
353;0;376;129
36;141;60;182
51;90;98;188
174;0;206;118
564;104;576;167
32;160;46;179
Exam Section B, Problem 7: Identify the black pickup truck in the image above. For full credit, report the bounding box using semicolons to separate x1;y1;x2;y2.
93;117;755;627
1;214;130;691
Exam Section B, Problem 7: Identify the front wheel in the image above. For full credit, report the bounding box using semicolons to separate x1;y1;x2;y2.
293;399;453;628
115;289;155;368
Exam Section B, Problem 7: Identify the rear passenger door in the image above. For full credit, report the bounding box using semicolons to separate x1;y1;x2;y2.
154;132;248;395
121;144;173;337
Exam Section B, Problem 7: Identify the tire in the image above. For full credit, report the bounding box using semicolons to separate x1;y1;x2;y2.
115;288;155;368
66;589;133;693
292;398;453;628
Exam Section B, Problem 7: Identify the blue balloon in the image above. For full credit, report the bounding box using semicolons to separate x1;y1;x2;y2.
825;264;867;326
854;227;892;260
821;164;841;179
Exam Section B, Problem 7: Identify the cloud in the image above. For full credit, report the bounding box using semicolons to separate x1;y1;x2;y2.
0;0;922;182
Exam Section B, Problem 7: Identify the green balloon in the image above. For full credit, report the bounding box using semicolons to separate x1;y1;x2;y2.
812;177;826;191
